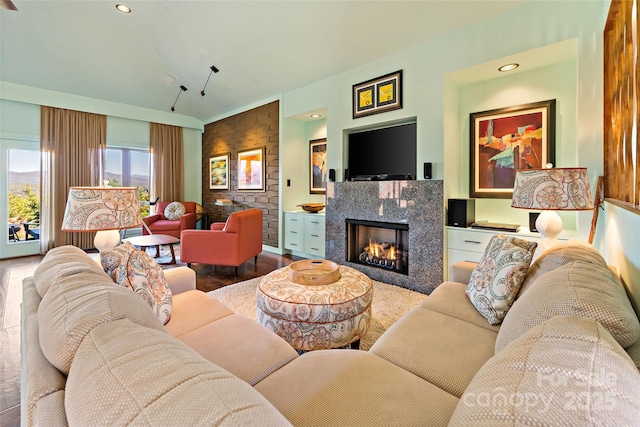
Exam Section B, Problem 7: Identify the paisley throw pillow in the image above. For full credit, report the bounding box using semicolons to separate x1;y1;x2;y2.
466;234;537;325
100;241;172;325
164;201;186;221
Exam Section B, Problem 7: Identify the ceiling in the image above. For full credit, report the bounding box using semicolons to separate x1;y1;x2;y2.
0;0;530;123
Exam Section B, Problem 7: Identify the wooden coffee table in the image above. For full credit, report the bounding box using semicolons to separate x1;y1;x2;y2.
123;234;180;265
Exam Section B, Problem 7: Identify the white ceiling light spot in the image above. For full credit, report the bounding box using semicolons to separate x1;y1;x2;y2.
498;63;519;72
116;4;131;13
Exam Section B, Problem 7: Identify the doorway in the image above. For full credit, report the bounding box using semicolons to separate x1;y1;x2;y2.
1;140;41;259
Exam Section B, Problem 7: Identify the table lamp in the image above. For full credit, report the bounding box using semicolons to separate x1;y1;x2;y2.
511;167;593;253
61;186;142;251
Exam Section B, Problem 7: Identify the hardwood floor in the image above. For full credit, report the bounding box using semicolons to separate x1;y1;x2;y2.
0;249;301;427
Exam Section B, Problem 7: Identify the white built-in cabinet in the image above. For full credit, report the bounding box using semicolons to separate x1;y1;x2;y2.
446;226;577;275
284;211;326;258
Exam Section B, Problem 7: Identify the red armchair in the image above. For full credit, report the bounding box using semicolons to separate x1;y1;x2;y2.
142;201;197;238
180;208;263;276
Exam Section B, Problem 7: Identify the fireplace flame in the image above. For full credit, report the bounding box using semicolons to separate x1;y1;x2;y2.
388;245;396;260
366;239;397;260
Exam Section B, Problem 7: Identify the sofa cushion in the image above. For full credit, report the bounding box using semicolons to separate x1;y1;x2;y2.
496;260;640;353
518;240;606;297
165;290;234;337
466;234;537;325
66;319;292;426
21;278;68;427
177;313;299;385
626;338;640;370
369;306;497;397
449;316;640;426
164;201;186;220
254;350;459;427
33;245;109;297
38;275;165;375
421;281;500;333
101;241;172;325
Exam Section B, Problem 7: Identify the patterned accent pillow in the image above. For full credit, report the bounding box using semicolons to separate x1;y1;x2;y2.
164;201;186;221
100;241;172;325
466;234;537;325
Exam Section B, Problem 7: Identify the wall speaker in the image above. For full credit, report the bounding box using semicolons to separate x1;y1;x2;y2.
447;199;475;228
529;212;540;232
424;162;432;179
329;168;336;182
344;169;350;181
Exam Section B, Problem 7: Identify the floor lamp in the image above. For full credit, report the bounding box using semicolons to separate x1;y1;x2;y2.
511;167;594;256
61;186;142;252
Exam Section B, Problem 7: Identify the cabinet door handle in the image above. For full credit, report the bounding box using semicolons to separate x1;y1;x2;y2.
310;221;319;224
290;243;298;247
311;247;319;251
290;231;298;234
291;219;299;222
310;234;319;237
463;240;482;244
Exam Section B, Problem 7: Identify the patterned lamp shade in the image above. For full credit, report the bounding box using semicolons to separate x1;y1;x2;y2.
511;167;593;258
61;187;142;231
511;168;594;211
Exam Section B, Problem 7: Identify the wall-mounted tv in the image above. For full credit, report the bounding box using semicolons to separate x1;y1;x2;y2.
347;122;417;180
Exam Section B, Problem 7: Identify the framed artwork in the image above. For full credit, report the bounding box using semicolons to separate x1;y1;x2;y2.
470;99;556;198
237;147;265;191
352;70;403;119
309;138;327;194
209;154;229;190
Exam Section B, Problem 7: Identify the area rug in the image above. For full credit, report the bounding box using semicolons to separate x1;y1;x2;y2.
208;277;428;351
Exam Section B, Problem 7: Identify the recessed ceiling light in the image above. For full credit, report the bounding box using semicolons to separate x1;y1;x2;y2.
310;114;321;118
116;4;131;13
498;63;519;72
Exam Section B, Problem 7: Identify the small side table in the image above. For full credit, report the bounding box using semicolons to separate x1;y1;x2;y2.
123;234;180;265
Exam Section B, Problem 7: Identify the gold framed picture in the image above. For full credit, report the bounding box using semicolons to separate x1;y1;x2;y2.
352;70;402;119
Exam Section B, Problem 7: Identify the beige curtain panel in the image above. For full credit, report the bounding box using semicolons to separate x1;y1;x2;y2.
150;122;184;204
40;106;106;251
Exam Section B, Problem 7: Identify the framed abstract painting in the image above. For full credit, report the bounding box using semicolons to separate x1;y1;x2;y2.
470;99;556;198
209;154;229;190
237;147;265;191
309;138;327;194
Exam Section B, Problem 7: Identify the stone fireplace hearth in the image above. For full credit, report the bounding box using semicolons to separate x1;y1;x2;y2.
325;180;443;294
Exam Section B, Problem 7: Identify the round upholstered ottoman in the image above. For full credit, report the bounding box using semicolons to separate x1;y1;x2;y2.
256;264;373;351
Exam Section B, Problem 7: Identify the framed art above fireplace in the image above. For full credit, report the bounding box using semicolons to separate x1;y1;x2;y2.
352;70;403;119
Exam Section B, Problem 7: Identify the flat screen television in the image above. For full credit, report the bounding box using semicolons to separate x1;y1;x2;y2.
347;122;417;180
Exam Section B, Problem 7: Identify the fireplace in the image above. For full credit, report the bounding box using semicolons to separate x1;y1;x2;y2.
346;219;408;275
325;180;443;294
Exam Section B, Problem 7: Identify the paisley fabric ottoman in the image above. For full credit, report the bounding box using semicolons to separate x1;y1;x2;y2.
257;265;373;351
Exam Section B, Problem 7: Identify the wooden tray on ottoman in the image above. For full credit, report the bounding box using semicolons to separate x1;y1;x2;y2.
288;260;340;286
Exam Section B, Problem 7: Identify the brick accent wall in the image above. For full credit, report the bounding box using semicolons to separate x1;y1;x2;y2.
202;101;280;247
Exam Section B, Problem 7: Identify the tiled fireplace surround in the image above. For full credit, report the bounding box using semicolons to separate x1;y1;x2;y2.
325;180;443;294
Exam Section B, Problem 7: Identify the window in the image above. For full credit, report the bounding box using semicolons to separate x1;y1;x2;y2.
7;149;40;243
105;148;150;217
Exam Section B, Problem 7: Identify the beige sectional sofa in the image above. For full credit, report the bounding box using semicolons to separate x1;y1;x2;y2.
22;242;640;426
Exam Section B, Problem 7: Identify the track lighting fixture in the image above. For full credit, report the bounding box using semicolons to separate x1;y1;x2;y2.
200;65;219;96
170;85;188;112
